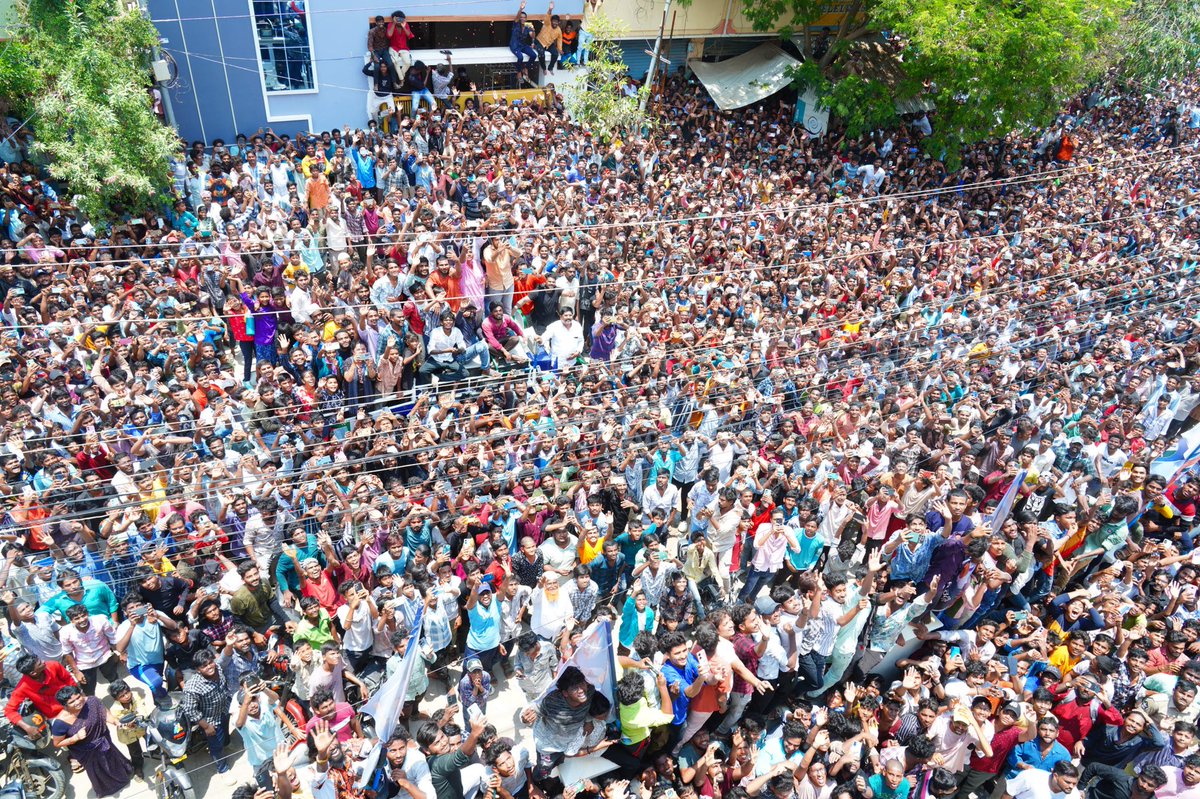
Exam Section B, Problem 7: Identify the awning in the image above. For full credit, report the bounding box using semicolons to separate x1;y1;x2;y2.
687;42;801;111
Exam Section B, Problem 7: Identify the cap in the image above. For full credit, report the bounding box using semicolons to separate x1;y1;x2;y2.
465;658;483;673
754;596;780;616
477;582;493;594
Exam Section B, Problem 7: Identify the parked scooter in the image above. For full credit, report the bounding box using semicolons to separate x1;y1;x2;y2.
0;705;66;799
121;701;196;799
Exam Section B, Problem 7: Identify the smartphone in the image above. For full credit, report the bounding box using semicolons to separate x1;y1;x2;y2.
949;646;962;659
1013;611;1028;622
447;692;458;707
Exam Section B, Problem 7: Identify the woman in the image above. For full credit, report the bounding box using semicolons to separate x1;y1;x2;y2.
50;686;133;797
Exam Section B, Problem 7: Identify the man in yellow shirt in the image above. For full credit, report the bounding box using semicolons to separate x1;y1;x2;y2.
534;2;564;74
1048;631;1089;677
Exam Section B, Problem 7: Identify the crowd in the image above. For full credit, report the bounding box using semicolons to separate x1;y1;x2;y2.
0;22;1198;799
363;5;584;108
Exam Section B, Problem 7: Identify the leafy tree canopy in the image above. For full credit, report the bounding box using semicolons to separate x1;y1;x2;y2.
0;0;180;223
743;0;1173;163
565;13;654;141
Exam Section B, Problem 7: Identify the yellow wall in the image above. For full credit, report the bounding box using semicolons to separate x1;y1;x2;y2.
589;0;854;39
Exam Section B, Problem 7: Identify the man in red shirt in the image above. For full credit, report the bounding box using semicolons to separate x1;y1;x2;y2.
5;653;76;735
386;12;414;80
956;702;1037;799
1050;675;1124;754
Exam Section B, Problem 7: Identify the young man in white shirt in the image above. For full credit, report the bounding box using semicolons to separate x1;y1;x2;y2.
422;313;469;381
1003;760;1081;799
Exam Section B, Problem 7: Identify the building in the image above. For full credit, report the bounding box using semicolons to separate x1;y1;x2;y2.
147;0;812;143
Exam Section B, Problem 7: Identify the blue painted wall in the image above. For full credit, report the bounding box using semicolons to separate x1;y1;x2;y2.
150;0;582;143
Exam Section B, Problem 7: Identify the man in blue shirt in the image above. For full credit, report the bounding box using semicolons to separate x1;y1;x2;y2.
1007;714;1071;778
659;630;700;751
883;517;942;584
464;576;503;672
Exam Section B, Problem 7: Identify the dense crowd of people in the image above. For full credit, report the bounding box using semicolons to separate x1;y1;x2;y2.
0;24;1198;799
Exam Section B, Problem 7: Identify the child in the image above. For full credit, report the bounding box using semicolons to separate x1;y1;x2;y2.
105;679;152;781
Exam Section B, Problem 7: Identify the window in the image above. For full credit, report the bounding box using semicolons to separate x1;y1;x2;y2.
254;0;315;92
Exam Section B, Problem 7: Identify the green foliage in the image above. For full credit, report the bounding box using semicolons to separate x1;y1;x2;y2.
0;0;180;222
885;0;1124;161
1114;0;1200;87
565;13;653;141
750;0;1131;163
790;67;894;138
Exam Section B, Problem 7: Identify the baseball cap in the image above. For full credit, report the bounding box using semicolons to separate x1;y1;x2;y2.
754;596;780;616
465;658;483;673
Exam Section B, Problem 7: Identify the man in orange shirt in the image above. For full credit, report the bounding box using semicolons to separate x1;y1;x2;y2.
427;255;462;312
514;268;547;318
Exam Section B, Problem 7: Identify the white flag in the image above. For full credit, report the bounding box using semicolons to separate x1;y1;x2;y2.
539;618;618;708
356;610;423;788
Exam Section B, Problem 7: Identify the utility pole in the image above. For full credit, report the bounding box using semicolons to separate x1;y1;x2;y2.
135;0;177;131
640;0;672;112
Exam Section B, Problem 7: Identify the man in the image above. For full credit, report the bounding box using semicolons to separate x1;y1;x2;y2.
514;630;559;703
1003;761;1082;799
42;570;118;622
540;307;585;368
642;471;681;531
305;688;362;744
180;648;235;783
372;728;434;799
1145;678;1200;732
957;703;1038;799
457;658;495;725
416;714;490;799
59;604;118;696
7;598;63;662
4;653;76;735
421;312;470;382
233;672;303;774
230;561;286;633
659;630;702;750
1008;714;1071;778
1080;763;1167;799
463;576;503;671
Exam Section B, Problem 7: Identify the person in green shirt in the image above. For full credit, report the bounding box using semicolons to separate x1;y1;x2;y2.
617;666;674;753
229;562;282;633
292;597;340;650
43;572;118;622
614;521;646;565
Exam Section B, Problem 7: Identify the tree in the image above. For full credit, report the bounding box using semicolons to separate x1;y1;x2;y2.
0;0;180;222
748;0;1127;162
1112;0;1200;87
564;13;653;141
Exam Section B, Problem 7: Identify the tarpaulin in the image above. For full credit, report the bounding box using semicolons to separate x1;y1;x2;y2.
687;42;801;111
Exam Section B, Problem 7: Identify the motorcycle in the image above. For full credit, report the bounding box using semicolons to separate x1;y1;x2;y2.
0;707;66;799
121;701;196;799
